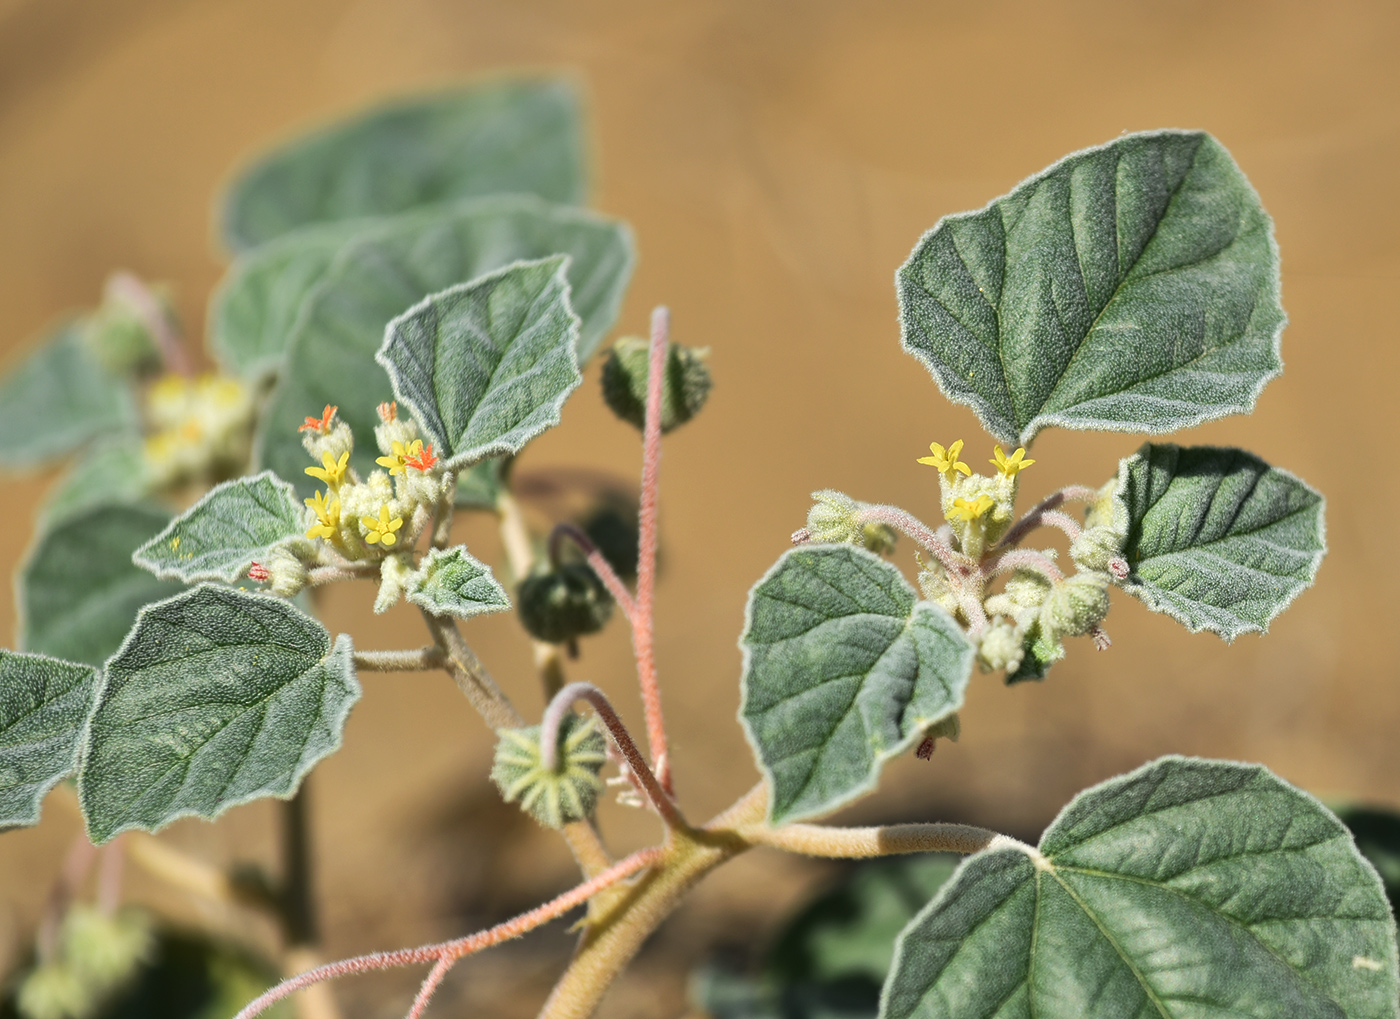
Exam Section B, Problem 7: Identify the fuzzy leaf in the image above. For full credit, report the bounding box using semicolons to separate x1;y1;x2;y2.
377;257;582;470
407;546;510;618
251;196;633;496
740;545;974;824
898;131;1284;447
19;504;185;667
221;79;585;250
0;323;136;470
455;457;505;510
40;435;149;524
882;756;1398;1019
1116;444;1325;640
0;651;100;829
133;471;305;583
78;586;360;842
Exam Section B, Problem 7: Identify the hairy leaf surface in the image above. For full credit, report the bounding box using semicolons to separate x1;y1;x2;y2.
0;324;135;469
251;196;632;495
1117;444;1324;639
20;504;184;666
41;435;149;524
79;586;359;842
0;651;100;829
221;79;585;250
134;472;305;583
407;546;510;618
741;545;974;824
882;756;1398;1019
377;258;582;470
898;131;1283;446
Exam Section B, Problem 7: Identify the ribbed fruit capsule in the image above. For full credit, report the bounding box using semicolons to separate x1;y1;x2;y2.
490;714;608;828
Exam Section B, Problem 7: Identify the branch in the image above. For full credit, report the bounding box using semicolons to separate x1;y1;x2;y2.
419;609;523;731
352;647;445;673
549;523;637;621
106;271;190;376
852;504;975;574
634;306;671;792
541;682;687;831
997;485;1098;548
746;821;1002;858
986;547;1064;583
232;848;662;1019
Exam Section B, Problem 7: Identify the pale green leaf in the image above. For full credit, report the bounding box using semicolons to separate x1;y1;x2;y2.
882;756;1398;1019
0;650;100;829
41;434;149;524
19;503;184;667
1116;444;1325;640
407;545;510;618
740;545;974;825
250;195;633;495
78;585;360;842
377;257;582;470
0;323;136;470
455;457;505;510
221;79;585;250
133;471;305;583
898;131;1283;446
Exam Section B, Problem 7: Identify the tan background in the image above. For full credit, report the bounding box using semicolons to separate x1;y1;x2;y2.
1;1;1397;1015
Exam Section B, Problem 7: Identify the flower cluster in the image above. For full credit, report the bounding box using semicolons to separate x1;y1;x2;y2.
142;373;254;486
918;439;1033;560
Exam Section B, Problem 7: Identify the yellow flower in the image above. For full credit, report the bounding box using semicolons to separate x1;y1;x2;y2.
305;450;350;489
361;504;404;547
990;445;1035;478
917;439;971;478
949;495;995;522
375;439;423;477
304;490;341;540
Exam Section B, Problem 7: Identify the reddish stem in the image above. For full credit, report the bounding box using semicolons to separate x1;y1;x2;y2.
987;547;1065;583
634;307;671;792
232;848;662;1019
853;505;974;574
106;271;190;377
997;485;1098;548
549;523;637;621
405;957;454;1019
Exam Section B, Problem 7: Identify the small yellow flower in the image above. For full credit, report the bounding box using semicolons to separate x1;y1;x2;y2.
990;445;1035;478
361;505;404;547
375;439;423;477
949;495;995;522
305;450;350;489
304;490;341;540
917;439;971;479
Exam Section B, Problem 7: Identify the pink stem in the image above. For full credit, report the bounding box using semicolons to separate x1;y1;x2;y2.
1038;509;1082;541
97;839;125;915
987;548;1064;583
106;271;190;377
997;486;1098;548
854;505;974;575
233;848;662;1019
549;523;637;621
634;306;671;792
540;682;687;830
405;957;455;1019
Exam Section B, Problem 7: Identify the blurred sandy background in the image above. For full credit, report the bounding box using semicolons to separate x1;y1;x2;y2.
0;1;1397;1015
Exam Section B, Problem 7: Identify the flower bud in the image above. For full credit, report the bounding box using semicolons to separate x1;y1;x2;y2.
374;552;419;614
916;564;962;618
374;415;420;458
491;714;608;828
1039;572;1111;639
601;336;712;433
977;617;1025;674
805;490;896;554
302;420;354;465
1007;619;1065;684
517;564;614;643
267;547;309;599
1071;479;1129;573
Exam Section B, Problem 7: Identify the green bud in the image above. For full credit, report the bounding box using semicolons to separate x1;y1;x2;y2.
491;714;608;828
61;905;154;992
267;547;309;599
374;552;419;614
977;617;1025;674
579;500;640;581
917;564;962;619
1040;573;1111;639
16;961;94;1019
601;336;712;433
1004;570;1053;610
805;490;896;554
517;564;614;643
1007;619;1065;684
1072;479;1129;573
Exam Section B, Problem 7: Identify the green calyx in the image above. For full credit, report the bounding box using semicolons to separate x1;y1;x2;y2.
517;564;614;643
491;714;608;829
601;335;713;433
805;490;896;554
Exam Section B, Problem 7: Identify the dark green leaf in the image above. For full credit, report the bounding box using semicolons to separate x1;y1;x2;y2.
882;756;1398;1019
78;586;360;842
898;131;1283;446
407;546;511;618
740;545;974;824
0;650;100;829
221;79;586;250
19;504;184;667
377;257;582;470
133;471;304;583
1117;444;1325;639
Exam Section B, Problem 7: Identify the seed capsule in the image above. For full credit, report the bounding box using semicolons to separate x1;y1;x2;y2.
491;715;608;828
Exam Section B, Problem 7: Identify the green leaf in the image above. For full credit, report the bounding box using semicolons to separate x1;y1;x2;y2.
1337;805;1400;913
41;434;150;524
221;79;586;251
882;756;1398;1019
377;257;582;470
740;545;974;825
1116;444;1325;640
133;471;305;583
898;131;1284;447
455;457;505;510
407;546;510;618
0;650;100;829
0;323;136;470
251;195;634;496
78;585;360;842
19;504;185;667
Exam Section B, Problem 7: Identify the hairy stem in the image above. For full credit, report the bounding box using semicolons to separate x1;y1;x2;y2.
745;821;1000;857
420;609;523;730
106;270;190;377
352;647;446;672
540;683;685;830
634;306;672;792
854;504;974;574
549;523;637;621
986;547;1065;583
997;485;1098;548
